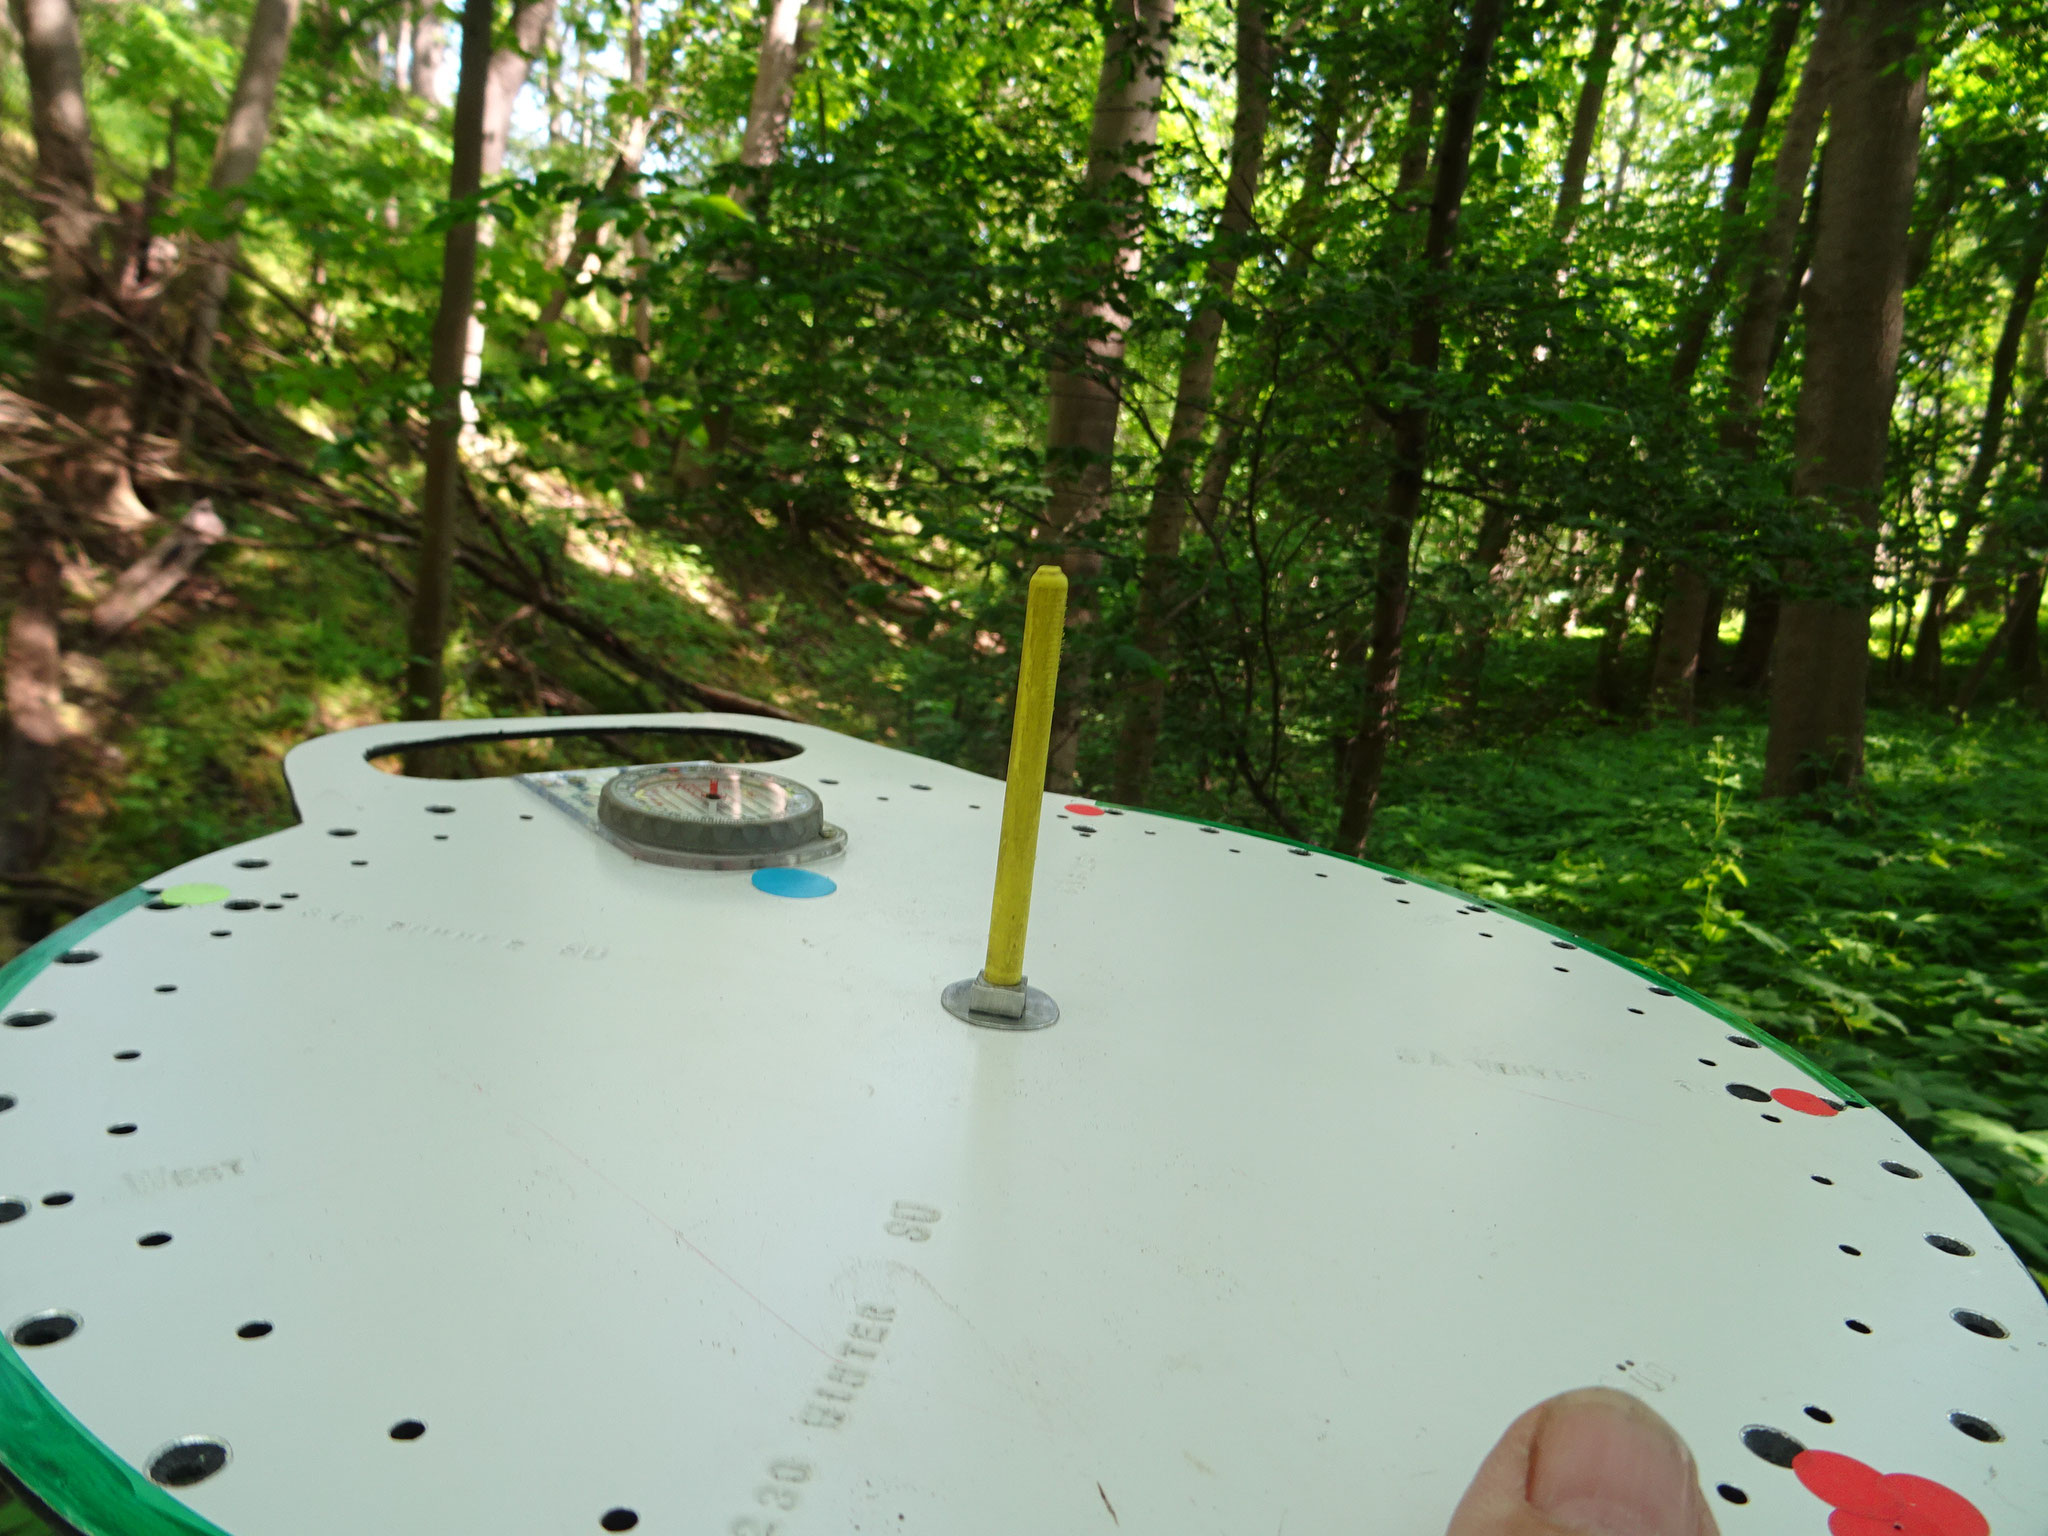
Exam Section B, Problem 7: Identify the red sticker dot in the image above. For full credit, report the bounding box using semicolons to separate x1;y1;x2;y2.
1794;1450;1988;1536
1772;1088;1840;1117
1795;1451;1888;1514
1064;803;1105;817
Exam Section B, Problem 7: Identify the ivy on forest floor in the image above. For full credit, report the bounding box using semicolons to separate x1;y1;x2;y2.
1362;704;2048;1296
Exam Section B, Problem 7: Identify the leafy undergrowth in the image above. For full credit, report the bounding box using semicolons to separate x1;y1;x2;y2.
1365;702;2048;1298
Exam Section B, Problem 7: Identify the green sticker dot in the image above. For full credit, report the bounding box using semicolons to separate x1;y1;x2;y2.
159;883;231;907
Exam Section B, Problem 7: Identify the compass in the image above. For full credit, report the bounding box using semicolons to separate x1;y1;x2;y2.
598;763;829;860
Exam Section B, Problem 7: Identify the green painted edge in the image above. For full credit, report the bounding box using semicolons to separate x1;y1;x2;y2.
1087;799;1869;1108
1;886;236;1536
0;888;152;1015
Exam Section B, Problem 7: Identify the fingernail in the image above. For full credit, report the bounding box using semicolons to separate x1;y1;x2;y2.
1529;1389;1700;1536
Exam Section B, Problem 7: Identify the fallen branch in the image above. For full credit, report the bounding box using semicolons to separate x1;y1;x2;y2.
91;498;227;637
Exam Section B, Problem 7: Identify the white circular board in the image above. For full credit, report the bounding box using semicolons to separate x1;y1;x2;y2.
0;713;2041;1536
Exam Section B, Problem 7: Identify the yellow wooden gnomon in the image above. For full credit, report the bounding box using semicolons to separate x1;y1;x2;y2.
940;564;1066;1029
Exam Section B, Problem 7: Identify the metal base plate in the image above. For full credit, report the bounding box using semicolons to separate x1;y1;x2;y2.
940;975;1059;1030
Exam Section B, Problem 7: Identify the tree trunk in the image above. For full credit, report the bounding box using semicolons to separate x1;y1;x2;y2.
410;0;445;103
1667;0;1805;390
172;0;303;447
4;0;128;945
1645;0;1806;717
521;0;651;360
671;0;828;494
1552;0;1622;243
456;0;558;417
1452;6;1621;716
1591;538;1642;709
1762;0;1926;797
1175;4;1364;556
402;0;493;722
1109;0;1270;807
736;0;827;193
1720;5;1837;459
1333;0;1509;852
1906;196;2048;691
1038;0;1176;789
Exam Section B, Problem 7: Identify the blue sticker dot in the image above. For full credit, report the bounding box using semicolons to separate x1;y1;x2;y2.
752;867;837;899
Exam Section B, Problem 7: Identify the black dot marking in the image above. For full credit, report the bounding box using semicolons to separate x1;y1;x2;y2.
1103;809;1123;816
155;984;177;993
1925;1234;1973;1256
0;1199;26;1223
1882;1161;1922;1179
1950;1411;2002;1442
263;903;282;910
42;1192;72;1207
969;804;981;810
1803;1406;1833;1424
520;814;534;820
427;805;455;814
108;1123;137;1136
1552;941;1577;950
1648;987;1675;996
210;930;230;938
1840;1244;1862;1255
148;1439;227;1487
1228;847;1240;853
390;1420;426;1440
235;858;269;868
281;893;298;900
138;1232;172;1247
910;784;931;791
1144;830;1155;835
6;1012;53;1029
11;1311;79;1346
1554;966;1570;972
146;899;174;910
1813;1175;1834;1185
600;1511;639;1532
1383;876;1407;884
224;900;260;911
1728;1035;1761;1048
1627;1007;1644;1015
1200;827;1218;834
1952;1309;2008;1339
1740;1425;1804;1467
1479;932;1493;938
819;778;838;784
56;949;98;964
114;1050;139;1060
1291;848;1311;857
433;834;448;841
328;828;357;837
0;1096;13;1113
1846;1319;1872;1333
351;860;366;866
1321;873;1332;879
1725;1083;1771;1102
1716;1484;1749;1505
877;796;889;801
1762;1114;1782;1123
1699;1058;1717;1066
236;1321;272;1339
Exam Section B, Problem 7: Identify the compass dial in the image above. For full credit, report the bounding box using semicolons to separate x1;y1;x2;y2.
598;763;825;857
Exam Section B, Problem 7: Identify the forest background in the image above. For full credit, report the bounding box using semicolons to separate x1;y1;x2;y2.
3;0;2048;1332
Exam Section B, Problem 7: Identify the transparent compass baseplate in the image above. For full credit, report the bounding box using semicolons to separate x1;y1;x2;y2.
518;762;847;870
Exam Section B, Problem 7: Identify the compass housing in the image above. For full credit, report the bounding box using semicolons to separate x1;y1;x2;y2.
598;763;825;859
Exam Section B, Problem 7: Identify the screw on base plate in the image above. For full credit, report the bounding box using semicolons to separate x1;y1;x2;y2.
941;971;1059;1031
